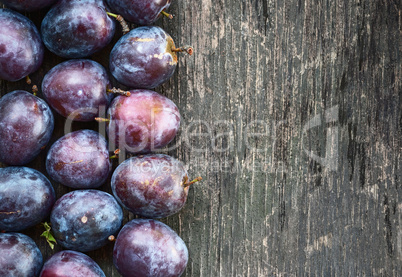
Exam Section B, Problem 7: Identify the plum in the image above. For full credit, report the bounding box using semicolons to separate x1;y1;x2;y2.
0;90;54;165
0;9;44;81
112;154;201;218
0;167;55;232
0;0;57;12
40;250;105;277
0;233;43;277
113;219;188;277
105;89;180;154
50;190;123;252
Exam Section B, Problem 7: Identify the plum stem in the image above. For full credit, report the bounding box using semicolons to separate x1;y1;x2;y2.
183;176;202;188
40;222;57;250
107;87;131;97
108;235;115;242
26;75;32;85
32;85;38;96
161;10;173;19
95;117;110;122
171;46;193;56
109;149;120;159
107;12;130;34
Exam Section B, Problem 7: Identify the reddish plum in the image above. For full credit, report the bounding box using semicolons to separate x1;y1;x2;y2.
111;154;200;218
42;59;113;122
46;130;112;189
40;250;105;277
0;167;55;232
106;89;180;153
0;0;57;12
0;90;54;165
0;9;44;81
113;219;188;277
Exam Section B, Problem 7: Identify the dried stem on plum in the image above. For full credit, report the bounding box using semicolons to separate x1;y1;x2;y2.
107;87;131;96
160;10;173;19
107;12;130;34
171;46;193;56
95;117;110;122
109;149;121;160
182;176;202;188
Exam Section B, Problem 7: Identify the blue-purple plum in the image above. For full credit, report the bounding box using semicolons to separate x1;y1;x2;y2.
106;0;171;25
0;0;57;12
51;190;123;252
0;9;44;81
113;219;188;277
41;0;115;58
0;90;54;165
0;233;43;277
106;89;180;153
112;154;195;218
40;250;105;277
110;26;191;89
0;167;55;232
46;130;111;189
42;59;112;122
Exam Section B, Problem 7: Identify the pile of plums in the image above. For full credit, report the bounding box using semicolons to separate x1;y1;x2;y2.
0;0;199;276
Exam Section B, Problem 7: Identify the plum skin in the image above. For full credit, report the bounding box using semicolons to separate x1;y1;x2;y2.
106;0;171;25
113;219;188;277
0;90;54;166
112;154;189;218
50;190;123;252
0;233;43;277
107;89;180;154
0;9;44;81
42;59;112;122
0;167;56;232
41;0;115;58
40;250;106;277
110;26;178;89
46;130;112;189
0;0;57;12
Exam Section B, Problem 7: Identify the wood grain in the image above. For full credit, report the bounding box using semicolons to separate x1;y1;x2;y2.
0;0;400;276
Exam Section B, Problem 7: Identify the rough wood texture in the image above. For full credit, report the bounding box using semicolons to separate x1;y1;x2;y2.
1;0;401;276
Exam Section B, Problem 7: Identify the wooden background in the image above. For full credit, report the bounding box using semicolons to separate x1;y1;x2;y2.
1;0;401;276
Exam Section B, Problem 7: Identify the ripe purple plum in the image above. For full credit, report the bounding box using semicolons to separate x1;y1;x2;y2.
46;130;112;189
42;59;113;122
110;26;192;89
0;0;57;12
113;219;188;277
105;89;180;154
41;0;115;58
40;250;105;277
0;233;43;277
106;0;172;25
0;90;54;165
0;9;44;81
0;167;55;232
112;154;201;218
51;190;123;252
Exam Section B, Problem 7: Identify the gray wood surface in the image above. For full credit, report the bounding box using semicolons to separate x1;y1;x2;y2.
1;0;401;276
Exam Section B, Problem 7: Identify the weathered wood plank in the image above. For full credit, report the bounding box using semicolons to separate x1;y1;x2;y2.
0;0;400;276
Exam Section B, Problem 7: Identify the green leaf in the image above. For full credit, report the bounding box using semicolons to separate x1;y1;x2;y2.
40;222;57;250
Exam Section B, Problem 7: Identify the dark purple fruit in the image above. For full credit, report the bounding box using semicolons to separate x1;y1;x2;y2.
0;0;57;12
46;130;111;189
40;250;105;277
0;90;54;165
106;0;172;25
112;154;200;218
0;167;55;232
51;190;123;252
41;0;115;58
105;89;180;154
42;59;113;122
110;26;192;89
0;233;43;277
0;9;44;81
113;219;188;277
